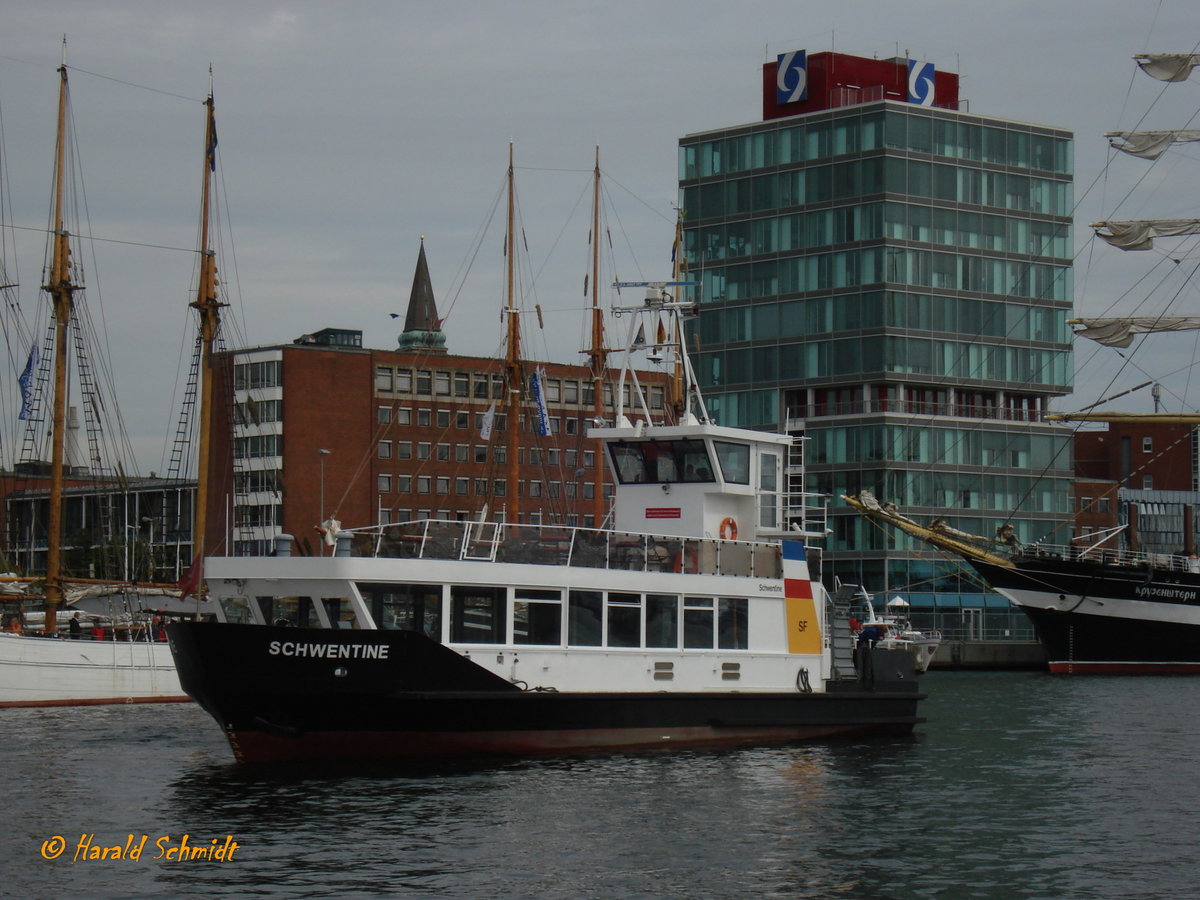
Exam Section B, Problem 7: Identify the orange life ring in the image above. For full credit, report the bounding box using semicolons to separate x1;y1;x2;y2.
719;517;738;540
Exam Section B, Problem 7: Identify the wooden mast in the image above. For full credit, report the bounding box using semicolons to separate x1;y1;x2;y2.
503;144;522;520
189;83;222;583
588;146;607;525
41;54;74;634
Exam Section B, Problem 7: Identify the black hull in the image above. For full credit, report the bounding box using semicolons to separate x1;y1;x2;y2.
168;621;923;764
970;557;1200;673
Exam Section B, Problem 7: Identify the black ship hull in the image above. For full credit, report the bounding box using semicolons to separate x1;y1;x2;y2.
971;557;1200;674
168;621;923;764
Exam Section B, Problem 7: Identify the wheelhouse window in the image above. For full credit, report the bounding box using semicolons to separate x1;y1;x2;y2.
513;589;562;645
607;440;715;484
713;441;750;484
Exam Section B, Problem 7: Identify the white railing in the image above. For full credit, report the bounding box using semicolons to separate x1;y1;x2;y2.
344;519;785;579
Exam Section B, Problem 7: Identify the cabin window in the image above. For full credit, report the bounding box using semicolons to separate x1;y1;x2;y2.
450;586;504;643
513;589;562;645
683;597;714;648
758;451;779;528
713;442;750;484
646;594;679;648
568;590;603;646
258;595;316;628
718;598;749;649
360;583;442;638
607;592;642;647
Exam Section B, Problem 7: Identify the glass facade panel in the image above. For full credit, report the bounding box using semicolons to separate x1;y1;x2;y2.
680;96;1073;608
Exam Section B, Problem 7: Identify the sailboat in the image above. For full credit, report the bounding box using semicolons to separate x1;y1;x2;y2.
0;61;222;706
847;52;1200;674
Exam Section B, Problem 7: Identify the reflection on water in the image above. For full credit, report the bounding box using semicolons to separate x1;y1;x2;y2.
6;674;1200;898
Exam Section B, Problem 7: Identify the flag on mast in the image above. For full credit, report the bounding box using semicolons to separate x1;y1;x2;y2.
480;403;496;440
17;345;38;420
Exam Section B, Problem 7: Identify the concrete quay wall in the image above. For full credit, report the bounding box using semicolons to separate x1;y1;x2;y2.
929;641;1047;670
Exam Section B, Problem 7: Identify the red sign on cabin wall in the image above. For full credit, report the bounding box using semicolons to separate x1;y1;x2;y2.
645;508;682;519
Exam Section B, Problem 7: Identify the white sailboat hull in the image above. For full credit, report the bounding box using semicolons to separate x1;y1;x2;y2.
0;633;186;707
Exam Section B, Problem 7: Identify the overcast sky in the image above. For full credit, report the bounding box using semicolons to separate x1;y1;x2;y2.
1;0;1198;474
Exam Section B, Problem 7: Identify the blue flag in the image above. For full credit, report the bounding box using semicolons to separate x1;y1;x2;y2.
17;345;38;421
531;367;551;437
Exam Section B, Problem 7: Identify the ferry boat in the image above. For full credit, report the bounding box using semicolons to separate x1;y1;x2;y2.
168;228;924;761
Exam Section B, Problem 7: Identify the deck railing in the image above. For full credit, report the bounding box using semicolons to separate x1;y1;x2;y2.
1022;542;1200;573
344;519;784;580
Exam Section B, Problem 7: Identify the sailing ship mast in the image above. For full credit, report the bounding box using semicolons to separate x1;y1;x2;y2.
1052;56;1200;426
503;144;522;520
41;54;75;635
189;78;224;586
586;147;607;524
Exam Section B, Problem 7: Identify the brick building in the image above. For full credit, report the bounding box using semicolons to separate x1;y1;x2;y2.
208;241;666;557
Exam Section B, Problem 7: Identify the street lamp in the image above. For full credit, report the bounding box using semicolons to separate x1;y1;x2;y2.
318;448;331;555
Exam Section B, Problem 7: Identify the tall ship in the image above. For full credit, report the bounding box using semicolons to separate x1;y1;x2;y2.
167;153;925;761
0;54;221;706
842;48;1200;675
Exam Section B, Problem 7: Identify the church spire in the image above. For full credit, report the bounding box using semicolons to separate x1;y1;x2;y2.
397;237;447;351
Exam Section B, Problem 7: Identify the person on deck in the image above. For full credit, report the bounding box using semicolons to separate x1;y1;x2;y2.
68;612;82;639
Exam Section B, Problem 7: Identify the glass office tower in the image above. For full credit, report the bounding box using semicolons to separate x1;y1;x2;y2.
678;52;1074;610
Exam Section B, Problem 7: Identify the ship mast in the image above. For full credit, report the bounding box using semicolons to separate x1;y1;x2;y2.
587;147;607;524
189;78;225;587
41;55;74;635
668;211;687;422
503;144;522;520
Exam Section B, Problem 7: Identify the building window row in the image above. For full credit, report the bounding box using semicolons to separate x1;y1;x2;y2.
680;109;1070;180
686;201;1070;264
234;434;281;460
233;398;282;426
815;468;1072;518
234;469;281;494
808;422;1068;470
374;367;661;412
699;336;1072;390
681;157;1071;222
698;291;1068;347
694;245;1070;304
234;360;282;391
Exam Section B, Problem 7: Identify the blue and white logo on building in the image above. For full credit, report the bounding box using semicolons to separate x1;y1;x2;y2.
776;50;807;105
908;59;935;106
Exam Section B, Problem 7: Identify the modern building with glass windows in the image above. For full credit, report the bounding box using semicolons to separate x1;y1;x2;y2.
678;51;1075;616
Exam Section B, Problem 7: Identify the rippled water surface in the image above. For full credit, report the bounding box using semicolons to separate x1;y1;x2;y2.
5;672;1199;898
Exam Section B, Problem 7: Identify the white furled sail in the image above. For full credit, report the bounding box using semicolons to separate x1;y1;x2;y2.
1092;219;1200;250
1070;317;1200;347
1135;53;1200;82
1107;130;1200;159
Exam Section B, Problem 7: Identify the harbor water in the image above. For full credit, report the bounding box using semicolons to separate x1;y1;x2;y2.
5;671;1198;898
